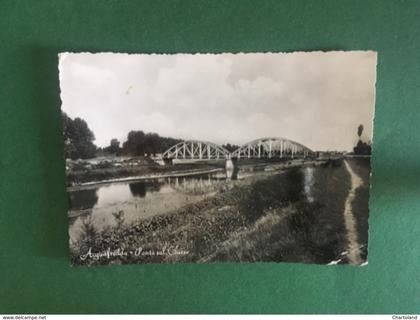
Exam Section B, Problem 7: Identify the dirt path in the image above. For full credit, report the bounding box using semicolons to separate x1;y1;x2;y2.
343;160;363;264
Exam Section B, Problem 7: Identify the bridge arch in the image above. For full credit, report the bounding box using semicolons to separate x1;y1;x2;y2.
231;137;313;159
162;140;230;160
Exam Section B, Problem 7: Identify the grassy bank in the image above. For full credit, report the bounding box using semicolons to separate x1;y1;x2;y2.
70;159;354;266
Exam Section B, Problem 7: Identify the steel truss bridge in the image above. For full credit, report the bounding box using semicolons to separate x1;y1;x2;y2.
162;137;313;160
162;140;230;160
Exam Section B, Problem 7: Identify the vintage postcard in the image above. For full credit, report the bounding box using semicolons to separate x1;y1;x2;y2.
59;51;376;266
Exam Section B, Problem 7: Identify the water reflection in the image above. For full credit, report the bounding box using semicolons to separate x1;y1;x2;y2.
68;188;98;211
225;159;239;180
129;181;162;197
129;182;146;197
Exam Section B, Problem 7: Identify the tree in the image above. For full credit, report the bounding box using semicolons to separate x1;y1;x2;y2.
123;130;146;155
107;138;121;155
222;143;240;152
62;112;97;159
122;130;182;156
353;124;371;155
357;124;364;140
353;140;371;155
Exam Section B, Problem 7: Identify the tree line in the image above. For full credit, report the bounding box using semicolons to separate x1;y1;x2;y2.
63;113;182;159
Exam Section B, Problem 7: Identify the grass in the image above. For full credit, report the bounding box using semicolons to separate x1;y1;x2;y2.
208;159;352;264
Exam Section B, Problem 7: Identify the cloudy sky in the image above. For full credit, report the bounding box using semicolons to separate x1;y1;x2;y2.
59;51;376;151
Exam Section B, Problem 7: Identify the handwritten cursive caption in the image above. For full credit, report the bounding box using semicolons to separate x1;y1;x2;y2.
80;246;189;261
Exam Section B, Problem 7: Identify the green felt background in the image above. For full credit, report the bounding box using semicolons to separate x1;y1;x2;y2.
1;0;419;314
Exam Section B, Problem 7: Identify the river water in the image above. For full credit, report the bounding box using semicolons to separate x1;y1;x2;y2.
68;171;228;242
68;165;318;242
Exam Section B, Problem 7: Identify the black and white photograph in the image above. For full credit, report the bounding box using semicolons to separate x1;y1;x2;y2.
59;51;376;266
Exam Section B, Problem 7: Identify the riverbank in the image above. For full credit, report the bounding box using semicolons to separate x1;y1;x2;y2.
66;158;224;186
66;156;319;187
67;168;225;191
70;159;368;266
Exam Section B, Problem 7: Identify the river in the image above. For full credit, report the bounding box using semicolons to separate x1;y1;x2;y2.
68;158;370;264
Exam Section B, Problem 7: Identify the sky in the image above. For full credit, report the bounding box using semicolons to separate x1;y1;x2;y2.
59;51;377;151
